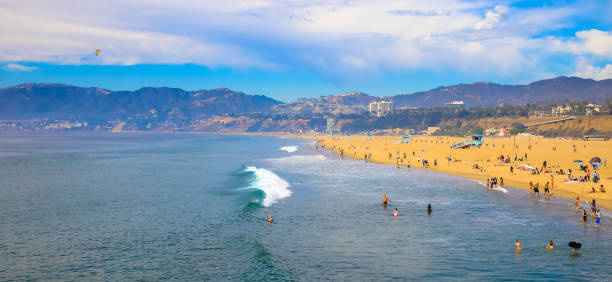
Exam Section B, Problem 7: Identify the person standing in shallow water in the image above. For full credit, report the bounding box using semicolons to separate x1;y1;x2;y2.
427;204;432;214
513;240;522;250
268;215;274;224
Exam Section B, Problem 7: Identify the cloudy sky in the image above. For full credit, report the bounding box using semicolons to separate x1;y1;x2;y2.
1;0;611;101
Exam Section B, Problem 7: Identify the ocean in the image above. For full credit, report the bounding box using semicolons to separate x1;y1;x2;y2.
0;132;610;280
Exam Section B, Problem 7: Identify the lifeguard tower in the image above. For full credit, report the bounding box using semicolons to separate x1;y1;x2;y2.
450;135;484;149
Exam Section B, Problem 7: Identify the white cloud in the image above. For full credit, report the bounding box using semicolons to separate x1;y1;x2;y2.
572;64;612;80
574;29;612;58
474;5;509;30
0;0;607;82
4;63;38;72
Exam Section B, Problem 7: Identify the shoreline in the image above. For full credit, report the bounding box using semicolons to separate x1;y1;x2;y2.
302;134;612;211
7;130;610;210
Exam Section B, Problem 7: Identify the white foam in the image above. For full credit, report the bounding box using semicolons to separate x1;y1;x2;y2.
279;146;298;153
266;154;327;163
492;187;509;193
244;166;292;207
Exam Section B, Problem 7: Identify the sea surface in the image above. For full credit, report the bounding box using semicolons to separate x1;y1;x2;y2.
0;132;611;281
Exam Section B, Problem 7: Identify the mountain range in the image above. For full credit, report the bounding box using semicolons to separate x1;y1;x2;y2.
1;76;611;121
0;83;281;120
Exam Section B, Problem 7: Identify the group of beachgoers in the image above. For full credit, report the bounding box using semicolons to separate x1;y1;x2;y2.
381;194;432;218
529;180;552;198
486;177;504;189
574;197;603;225
512;239;582;253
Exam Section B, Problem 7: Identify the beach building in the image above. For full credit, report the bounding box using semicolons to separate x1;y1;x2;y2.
369;101;394;117
485;127;511;137
326;117;335;135
583;135;610;141
443;101;465;113
426;127;440;135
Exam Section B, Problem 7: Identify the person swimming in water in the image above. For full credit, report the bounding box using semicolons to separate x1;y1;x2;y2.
268;215;274;224
546;240;555;249
513;239;522;250
393;208;399;217
382;194;390;205
427;204;432;214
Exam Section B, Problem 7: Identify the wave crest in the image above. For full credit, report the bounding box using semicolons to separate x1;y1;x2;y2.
279;146;298;153
244;166;291;207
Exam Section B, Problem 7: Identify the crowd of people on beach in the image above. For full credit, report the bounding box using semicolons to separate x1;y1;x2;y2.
304;137;612;257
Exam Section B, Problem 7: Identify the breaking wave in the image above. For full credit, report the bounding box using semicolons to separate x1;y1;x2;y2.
243;166;291;207
279;146;298;153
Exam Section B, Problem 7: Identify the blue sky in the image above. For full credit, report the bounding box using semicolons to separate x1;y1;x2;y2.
1;0;611;102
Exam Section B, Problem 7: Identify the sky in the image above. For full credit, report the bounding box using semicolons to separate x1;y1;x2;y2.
1;0;612;102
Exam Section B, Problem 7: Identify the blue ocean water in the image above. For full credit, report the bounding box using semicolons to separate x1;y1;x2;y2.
0;133;611;280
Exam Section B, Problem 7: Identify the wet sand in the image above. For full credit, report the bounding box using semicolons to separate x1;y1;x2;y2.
312;135;612;210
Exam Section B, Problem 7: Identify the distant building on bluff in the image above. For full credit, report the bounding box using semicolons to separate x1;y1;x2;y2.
443;101;465;113
326;117;335;135
369;101;394;117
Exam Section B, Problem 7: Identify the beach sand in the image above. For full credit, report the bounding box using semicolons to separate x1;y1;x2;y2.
314;135;612;210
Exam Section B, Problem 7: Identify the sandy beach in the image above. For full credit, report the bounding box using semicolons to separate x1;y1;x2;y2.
314;134;612;210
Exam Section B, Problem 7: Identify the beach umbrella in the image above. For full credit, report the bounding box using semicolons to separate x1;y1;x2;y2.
590;157;601;163
568;241;582;249
520;165;536;170
573;160;583;163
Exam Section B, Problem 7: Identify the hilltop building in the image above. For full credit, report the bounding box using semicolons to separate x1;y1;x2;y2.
326;117;335;135
369;101;394;117
551;104;601;117
443;101;465;112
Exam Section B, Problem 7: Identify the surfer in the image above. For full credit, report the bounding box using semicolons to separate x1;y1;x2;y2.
546;240;555;249
427;204;432;214
268;215;274;224
393;208;399;217
382;194;390;206
513;239;522;251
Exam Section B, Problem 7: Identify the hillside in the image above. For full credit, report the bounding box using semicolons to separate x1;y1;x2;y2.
0;83;282;120
391;76;612;107
272;92;380;115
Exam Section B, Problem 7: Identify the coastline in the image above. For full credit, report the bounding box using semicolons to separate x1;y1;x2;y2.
302;134;612;211
35;129;611;211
